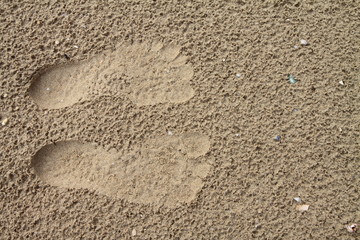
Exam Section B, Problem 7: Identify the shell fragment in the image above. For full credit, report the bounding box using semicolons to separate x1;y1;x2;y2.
296;204;309;212
1;118;8;126
346;224;357;233
300;39;308;46
288;74;298;84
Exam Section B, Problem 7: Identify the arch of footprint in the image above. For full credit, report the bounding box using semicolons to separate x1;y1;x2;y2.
29;42;212;208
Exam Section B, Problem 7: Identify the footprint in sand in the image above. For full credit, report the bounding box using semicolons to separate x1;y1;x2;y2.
28;42;195;109
31;133;211;208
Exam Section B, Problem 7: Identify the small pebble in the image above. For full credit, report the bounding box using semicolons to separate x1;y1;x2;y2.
235;73;241;78
74;45;79;49
274;135;281;141
293;197;302;203
3;93;8;98
339;80;344;85
55;40;60;45
46;88;50;91
235;133;240;137
222;58;226;62
294;45;299;49
1;118;8;126
167;131;173;136
300;39;308;46
131;229;137;236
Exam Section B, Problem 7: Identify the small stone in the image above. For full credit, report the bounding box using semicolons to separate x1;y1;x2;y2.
2;93;8;98
235;133;240;137
274;136;281;141
235;73;241;78
339;80;344;85
1;118;8;126
167;131;173;136
300;39;308;46
294;45;299;49
222;58;226;62
293;197;302;203
131;229;137;236
296;204;309;212
74;45;79;49
46;88;50;91
55;40;60;45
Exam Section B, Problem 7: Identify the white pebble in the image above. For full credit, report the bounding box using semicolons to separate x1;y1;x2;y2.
167;131;173;136
294;45;299;49
293;197;302;203
131;229;137;236
74;45;79;49
339;80;344;85
2;93;8;98
222;58;226;62
55;40;60;45
300;39;308;46
235;73;241;78
235;133;240;137
46;87;50;91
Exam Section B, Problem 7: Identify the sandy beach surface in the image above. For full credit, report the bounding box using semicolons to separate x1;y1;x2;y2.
1;0;359;239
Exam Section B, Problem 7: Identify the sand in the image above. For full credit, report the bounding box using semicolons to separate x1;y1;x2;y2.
0;0;359;239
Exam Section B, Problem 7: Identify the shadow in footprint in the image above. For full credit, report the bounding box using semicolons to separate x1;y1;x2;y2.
28;42;195;109
31;133;211;208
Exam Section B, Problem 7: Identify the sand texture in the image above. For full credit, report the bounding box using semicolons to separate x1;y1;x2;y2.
1;0;359;239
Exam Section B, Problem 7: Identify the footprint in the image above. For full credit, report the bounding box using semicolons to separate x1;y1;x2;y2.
28;42;195;109
31;133;211;207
